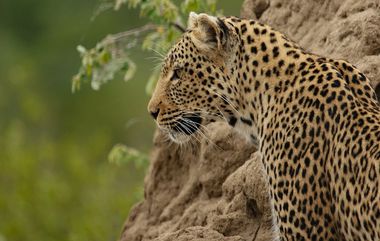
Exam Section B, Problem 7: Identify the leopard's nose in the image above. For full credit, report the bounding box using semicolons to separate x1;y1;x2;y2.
150;108;160;120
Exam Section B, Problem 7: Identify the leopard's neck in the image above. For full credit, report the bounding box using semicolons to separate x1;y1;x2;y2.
223;18;312;144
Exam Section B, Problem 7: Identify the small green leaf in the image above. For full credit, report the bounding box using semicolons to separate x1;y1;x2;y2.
76;45;87;55
108;144;148;168
71;74;82;93
99;51;111;64
146;68;160;95
85;63;92;77
124;59;136;82
182;0;199;13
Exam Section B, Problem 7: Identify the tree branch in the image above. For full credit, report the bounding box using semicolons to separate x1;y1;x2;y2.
170;22;186;33
103;24;158;44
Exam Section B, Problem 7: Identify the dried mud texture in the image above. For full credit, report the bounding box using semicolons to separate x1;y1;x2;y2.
121;122;275;241
120;1;380;241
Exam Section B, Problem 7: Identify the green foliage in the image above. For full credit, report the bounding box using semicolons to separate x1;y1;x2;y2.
108;144;149;169
73;0;219;94
72;25;151;92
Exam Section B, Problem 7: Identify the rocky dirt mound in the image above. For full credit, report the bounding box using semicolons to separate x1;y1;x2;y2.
121;122;275;241
120;1;380;240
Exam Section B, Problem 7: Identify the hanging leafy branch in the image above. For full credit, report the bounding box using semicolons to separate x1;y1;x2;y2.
72;0;219;94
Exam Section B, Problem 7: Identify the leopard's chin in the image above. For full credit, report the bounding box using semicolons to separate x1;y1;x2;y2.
163;113;202;144
163;113;227;144
168;131;192;144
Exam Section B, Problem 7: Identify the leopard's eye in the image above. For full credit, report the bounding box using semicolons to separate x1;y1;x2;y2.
171;68;181;81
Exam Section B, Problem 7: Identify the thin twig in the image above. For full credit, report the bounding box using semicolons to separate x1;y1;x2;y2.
102;21;185;46
103;24;157;44
170;22;186;33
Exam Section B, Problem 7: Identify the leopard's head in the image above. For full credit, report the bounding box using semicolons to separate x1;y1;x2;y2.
148;13;239;143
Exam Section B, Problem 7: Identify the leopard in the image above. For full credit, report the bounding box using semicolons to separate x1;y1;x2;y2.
147;12;380;241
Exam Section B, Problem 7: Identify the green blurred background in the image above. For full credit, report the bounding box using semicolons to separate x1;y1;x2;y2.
0;1;242;240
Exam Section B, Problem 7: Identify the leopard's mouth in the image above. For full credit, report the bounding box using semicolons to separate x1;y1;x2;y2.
165;113;202;143
171;114;202;135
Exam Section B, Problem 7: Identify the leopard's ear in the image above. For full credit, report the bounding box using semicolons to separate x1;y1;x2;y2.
188;12;199;29
187;12;228;52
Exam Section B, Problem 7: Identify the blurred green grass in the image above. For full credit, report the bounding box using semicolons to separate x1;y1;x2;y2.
0;0;242;240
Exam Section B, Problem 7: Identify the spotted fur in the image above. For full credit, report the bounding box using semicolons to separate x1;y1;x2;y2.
148;12;380;241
